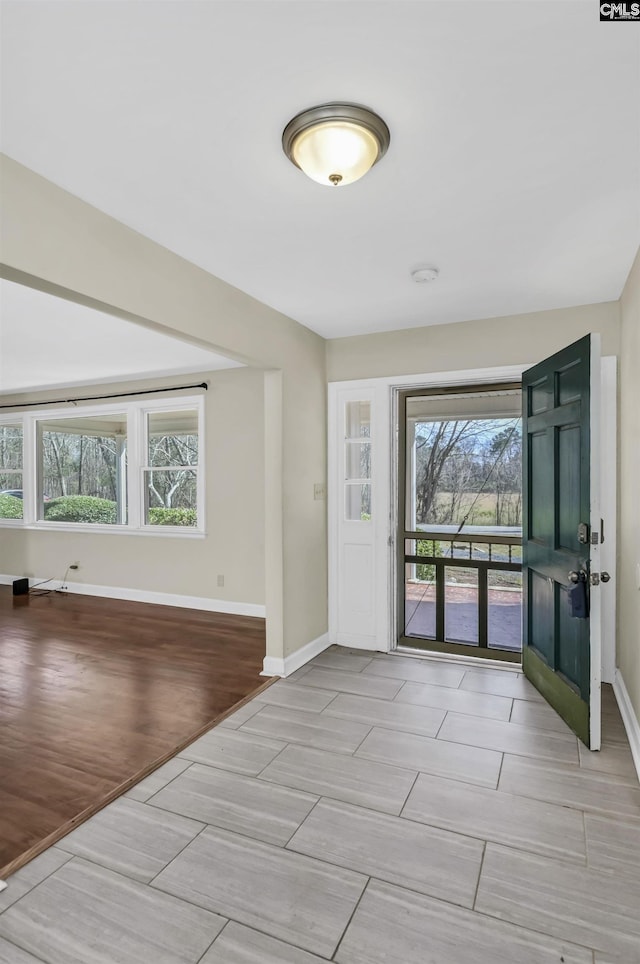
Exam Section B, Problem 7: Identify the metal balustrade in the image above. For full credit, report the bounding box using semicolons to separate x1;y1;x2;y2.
403;527;523;655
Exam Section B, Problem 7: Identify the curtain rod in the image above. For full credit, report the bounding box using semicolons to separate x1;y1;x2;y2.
0;381;208;411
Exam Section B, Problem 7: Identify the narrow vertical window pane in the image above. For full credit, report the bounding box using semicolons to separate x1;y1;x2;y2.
0;423;23;518
345;401;371;438
0;424;22;469
488;569;523;652
345;441;371;480
444;566;478;645
145;410;198;526
345;483;371;521
404;559;436;638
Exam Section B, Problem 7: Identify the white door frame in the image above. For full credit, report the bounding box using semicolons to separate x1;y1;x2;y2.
328;359;616;680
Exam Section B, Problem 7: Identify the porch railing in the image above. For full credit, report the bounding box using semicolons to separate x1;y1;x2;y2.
403;526;523;652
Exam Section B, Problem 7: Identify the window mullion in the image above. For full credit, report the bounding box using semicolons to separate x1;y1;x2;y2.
126;407;143;529
23;415;36;525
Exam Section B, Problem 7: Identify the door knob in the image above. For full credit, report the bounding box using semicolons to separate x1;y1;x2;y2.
568;570;586;583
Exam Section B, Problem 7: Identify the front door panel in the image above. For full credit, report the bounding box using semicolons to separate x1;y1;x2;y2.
522;334;600;748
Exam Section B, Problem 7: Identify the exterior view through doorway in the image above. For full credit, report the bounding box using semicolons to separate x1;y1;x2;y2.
398;383;523;663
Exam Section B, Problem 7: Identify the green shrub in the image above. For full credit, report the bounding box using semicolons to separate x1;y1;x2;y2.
147;507;197;527
0;494;23;519
44;496;117;524
415;539;442;581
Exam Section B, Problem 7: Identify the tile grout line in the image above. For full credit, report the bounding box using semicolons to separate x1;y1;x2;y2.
466;843;609;960
318;690;343;713
394;807;588;867
331;875;372;962
136;759;196;805
318;713;447;744
196;912;338;962
0;849;74;917
471;839;487;911
147;823;210;887
495;751;506;790
434;709;449;739
253;738;296;778
341;741;504;794
397;768;422;818
145;798;320;856
467;895;602;960
282;795;325;850
194;918;231;964
392;678;409;702
582;807;590;871
132;814;381;960
0;930;50;964
349;723;376;756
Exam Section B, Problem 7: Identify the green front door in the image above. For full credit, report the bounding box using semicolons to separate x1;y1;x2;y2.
522;334;601;748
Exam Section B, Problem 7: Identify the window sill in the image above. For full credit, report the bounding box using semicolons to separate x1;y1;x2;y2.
0;521;206;538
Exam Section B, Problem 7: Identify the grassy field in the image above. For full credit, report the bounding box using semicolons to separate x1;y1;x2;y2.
430;491;521;526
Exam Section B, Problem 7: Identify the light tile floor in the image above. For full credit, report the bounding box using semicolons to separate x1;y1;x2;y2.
1;647;639;963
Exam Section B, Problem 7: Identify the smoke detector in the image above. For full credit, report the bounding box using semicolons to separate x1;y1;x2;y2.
411;265;439;284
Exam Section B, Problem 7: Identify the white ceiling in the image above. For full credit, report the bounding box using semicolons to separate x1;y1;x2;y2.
1;1;638;340
0;279;242;395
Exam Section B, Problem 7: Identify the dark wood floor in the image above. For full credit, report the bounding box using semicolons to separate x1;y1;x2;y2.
0;587;267;878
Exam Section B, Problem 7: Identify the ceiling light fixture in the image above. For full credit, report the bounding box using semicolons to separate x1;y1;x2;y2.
282;103;390;187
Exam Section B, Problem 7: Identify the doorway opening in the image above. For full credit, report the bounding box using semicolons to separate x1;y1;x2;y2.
398;382;523;663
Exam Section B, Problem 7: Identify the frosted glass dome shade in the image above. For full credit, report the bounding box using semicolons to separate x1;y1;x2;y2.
292;121;379;187
282;104;390;187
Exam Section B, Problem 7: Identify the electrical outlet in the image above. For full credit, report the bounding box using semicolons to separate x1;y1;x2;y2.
314;483;326;501
217;574;224;587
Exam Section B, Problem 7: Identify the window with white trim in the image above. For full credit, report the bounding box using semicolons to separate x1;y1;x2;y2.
0;395;204;534
143;410;199;527
0;423;24;519
38;413;128;524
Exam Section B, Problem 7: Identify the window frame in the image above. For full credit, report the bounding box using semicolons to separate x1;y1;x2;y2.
0;421;25;526
0;394;205;537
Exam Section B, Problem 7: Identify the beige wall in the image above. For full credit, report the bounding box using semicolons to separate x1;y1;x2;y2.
618;247;640;724
326;302;620;382
0;155;327;659
0;368;265;606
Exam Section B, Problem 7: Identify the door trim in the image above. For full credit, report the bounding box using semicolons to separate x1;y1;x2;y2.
328;360;616;676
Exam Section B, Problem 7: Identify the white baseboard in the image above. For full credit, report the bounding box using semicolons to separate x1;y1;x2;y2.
613;669;640;782
0;573;265;619
262;632;331;678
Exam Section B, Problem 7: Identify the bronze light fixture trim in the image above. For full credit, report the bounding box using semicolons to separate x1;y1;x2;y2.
282;103;391;187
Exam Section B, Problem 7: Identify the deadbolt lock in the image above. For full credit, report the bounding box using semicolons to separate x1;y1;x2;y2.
577;522;589;545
